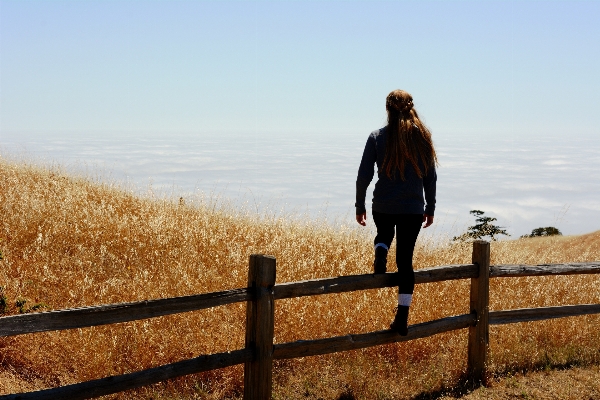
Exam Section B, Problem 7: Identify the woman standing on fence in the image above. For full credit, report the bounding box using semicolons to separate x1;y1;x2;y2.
355;89;437;336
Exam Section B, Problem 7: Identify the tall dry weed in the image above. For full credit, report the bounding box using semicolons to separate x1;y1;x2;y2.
0;157;599;399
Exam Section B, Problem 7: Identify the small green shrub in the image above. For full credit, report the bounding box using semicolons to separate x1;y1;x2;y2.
15;298;48;314
522;227;562;238
453;210;510;241
0;288;48;314
0;286;7;314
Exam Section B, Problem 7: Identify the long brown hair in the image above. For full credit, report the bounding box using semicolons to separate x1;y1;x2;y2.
381;89;438;180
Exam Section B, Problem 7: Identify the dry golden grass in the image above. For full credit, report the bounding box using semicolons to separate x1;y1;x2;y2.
0;156;599;399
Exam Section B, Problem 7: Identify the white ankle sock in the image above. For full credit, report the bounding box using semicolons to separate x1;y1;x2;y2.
398;293;412;307
374;243;389;251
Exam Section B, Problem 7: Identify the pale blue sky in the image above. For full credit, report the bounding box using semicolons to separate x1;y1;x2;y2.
2;0;599;138
2;1;600;236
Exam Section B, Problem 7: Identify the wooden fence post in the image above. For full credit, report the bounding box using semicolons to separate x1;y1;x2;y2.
244;254;276;400
467;240;490;384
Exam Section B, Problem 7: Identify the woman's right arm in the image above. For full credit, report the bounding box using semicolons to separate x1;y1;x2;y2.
355;134;377;218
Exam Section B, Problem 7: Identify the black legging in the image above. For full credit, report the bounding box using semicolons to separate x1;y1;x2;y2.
372;211;422;294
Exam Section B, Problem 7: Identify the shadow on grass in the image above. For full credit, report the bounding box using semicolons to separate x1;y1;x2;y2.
336;387;356;400
409;376;484;400
408;359;596;400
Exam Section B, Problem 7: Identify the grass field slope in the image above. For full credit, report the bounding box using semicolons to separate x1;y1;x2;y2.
1;157;599;399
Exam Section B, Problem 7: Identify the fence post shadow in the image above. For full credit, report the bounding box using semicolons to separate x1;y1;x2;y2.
244;254;276;400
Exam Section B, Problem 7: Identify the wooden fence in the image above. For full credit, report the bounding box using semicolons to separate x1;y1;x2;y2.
1;240;599;399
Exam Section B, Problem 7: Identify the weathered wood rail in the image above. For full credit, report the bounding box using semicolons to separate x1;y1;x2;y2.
1;241;599;400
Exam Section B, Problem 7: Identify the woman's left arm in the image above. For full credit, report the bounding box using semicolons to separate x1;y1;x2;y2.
423;214;434;228
423;165;437;226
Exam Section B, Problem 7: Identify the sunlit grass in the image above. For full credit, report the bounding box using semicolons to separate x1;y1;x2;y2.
1;156;599;399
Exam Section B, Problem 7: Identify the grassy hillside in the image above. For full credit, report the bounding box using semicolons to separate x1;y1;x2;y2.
1;157;599;399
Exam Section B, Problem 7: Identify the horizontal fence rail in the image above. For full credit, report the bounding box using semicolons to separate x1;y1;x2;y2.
490;304;600;325
1;244;599;400
490;262;600;277
0;288;251;337
3;262;596;338
0;349;253;400
273;313;477;360
273;263;478;300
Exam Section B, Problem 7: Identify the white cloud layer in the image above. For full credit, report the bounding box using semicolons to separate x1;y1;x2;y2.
2;132;599;238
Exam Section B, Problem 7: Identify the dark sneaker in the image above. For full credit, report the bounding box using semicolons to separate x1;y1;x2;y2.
373;246;388;274
390;306;409;336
